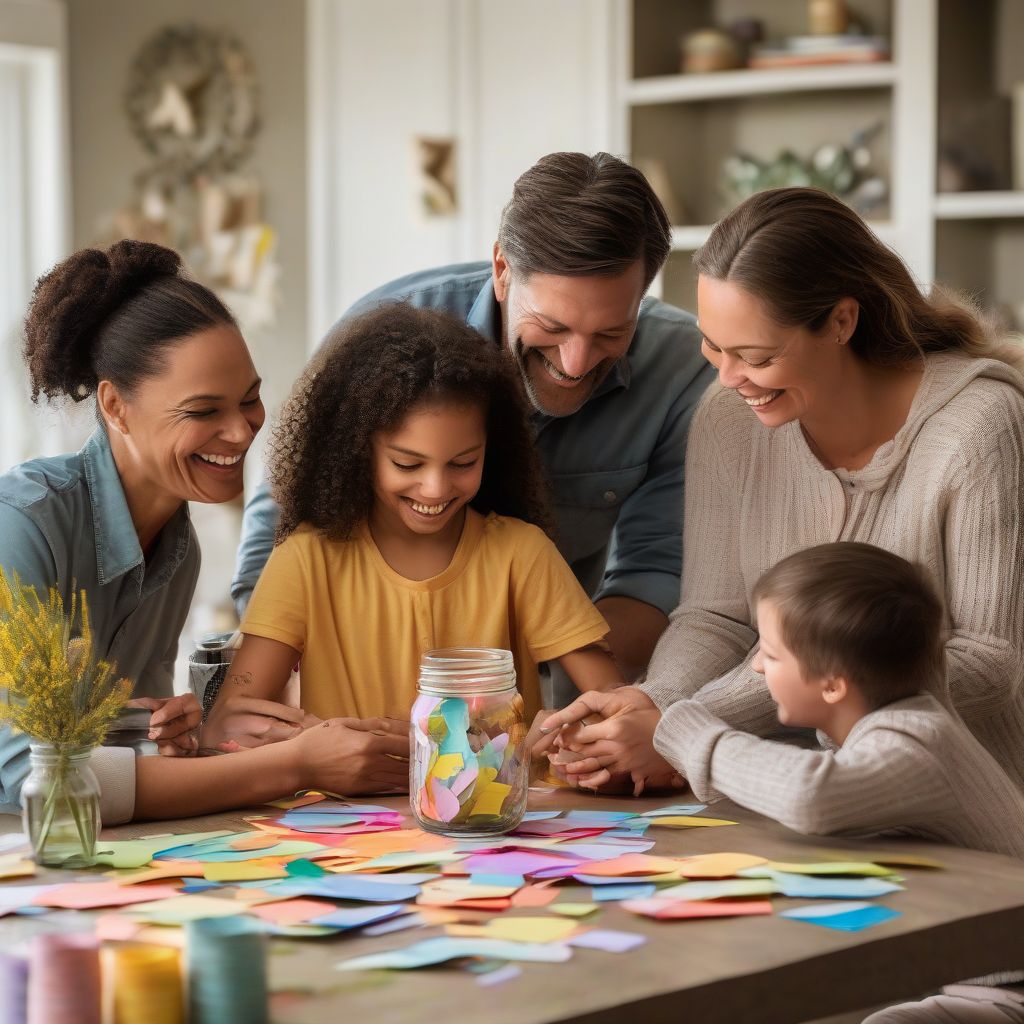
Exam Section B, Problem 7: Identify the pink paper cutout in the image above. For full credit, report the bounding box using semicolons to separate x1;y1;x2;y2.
450;764;479;798
429;779;461;823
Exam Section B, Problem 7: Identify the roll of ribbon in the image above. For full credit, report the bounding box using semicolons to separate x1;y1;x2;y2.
102;943;183;1024
186;916;268;1024
26;933;100;1024
0;951;28;1024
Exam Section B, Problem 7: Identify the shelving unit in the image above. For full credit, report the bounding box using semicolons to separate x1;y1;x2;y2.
612;0;1024;325
935;192;1024;220
624;61;898;105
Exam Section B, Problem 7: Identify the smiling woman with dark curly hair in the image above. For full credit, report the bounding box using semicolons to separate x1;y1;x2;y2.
203;303;624;754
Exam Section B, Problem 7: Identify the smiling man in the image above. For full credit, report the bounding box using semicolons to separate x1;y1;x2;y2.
233;152;714;690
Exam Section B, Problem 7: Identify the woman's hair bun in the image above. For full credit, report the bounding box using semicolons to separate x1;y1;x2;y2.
106;239;182;297
23;240;183;403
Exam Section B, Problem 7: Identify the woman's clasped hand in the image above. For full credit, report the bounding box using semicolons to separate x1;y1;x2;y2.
539;688;683;794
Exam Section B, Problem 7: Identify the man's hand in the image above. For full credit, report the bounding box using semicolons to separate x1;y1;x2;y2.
594;596;668;681
295;717;410;794
127;694;202;757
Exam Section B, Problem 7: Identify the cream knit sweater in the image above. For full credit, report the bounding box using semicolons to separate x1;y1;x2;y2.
654;694;1024;858
641;352;1024;789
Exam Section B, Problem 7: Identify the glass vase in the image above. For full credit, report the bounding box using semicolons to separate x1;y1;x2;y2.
21;743;101;867
410;648;528;838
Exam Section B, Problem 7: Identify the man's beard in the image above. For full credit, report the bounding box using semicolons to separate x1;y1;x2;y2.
508;337;601;419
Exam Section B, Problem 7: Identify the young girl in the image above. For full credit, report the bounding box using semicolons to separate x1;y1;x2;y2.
203;303;622;748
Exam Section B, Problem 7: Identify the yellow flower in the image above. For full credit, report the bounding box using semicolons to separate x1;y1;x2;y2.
0;574;130;747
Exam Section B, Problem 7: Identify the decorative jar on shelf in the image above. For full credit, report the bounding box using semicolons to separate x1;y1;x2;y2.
410;648;528;838
21;743;101;867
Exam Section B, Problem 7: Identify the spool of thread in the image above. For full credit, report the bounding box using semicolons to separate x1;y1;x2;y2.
102;944;183;1024
0;951;28;1024
26;933;100;1024
186;916;268;1024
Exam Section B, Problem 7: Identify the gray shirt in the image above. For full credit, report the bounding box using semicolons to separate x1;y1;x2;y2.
232;263;715;618
0;427;199;815
656;694;1024;859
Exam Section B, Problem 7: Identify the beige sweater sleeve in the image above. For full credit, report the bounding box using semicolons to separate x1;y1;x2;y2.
640;390;762;713
89;745;136;826
940;383;1024;724
653;699;949;837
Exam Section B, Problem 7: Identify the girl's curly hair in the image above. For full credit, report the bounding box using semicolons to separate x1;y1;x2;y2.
270;303;553;542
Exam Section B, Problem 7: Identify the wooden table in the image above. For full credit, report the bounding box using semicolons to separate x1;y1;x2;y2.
3;791;1024;1024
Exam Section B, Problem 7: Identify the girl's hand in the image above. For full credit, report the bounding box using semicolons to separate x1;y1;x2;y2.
127;694;202;757
295;717;410;794
200;696;313;752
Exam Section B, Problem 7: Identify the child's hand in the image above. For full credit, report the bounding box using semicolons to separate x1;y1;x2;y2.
296;717;410;794
127;694;202;757
200;696;311;752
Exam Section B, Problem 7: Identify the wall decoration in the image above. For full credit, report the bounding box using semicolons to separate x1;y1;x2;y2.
413;136;458;217
98;24;278;330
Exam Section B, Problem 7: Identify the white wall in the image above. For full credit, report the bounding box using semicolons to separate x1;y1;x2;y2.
0;0;72;470
308;0;614;341
65;0;308;415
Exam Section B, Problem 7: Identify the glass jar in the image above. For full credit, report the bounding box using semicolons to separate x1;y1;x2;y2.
410;648;528;837
21;743;101;867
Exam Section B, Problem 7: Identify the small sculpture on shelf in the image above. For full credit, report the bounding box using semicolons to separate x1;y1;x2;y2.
680;28;742;74
808;0;850;36
722;122;887;218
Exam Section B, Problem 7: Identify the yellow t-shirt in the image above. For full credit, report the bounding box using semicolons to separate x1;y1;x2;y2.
240;509;608;722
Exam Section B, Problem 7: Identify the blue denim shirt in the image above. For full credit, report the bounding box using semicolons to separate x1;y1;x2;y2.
233;262;714;617
0;428;198;810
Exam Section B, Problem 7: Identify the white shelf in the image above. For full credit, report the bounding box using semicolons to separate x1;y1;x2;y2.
671;220;898;252
934;191;1024;220
625;62;898;106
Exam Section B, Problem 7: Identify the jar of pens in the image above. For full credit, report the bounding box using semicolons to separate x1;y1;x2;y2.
410;648;529;837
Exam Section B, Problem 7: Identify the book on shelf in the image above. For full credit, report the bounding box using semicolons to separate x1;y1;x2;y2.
749;35;890;70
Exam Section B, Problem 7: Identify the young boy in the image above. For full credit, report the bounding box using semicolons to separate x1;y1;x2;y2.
651;542;1024;858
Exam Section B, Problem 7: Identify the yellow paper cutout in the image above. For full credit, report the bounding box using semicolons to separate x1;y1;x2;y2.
550;903;599;918
114;862;204;885
430;753;464;781
202;860;289;882
0;857;35;880
482;916;580;943
418;879;520;905
648;816;737;828
124;895;247;923
470;781;510;817
676;852;767;878
765;860;898;877
840;851;945;870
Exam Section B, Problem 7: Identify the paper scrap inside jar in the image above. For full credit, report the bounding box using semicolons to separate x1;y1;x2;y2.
414;697;519;827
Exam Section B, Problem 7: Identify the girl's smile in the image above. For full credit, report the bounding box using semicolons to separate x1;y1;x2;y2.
370;400;487;549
